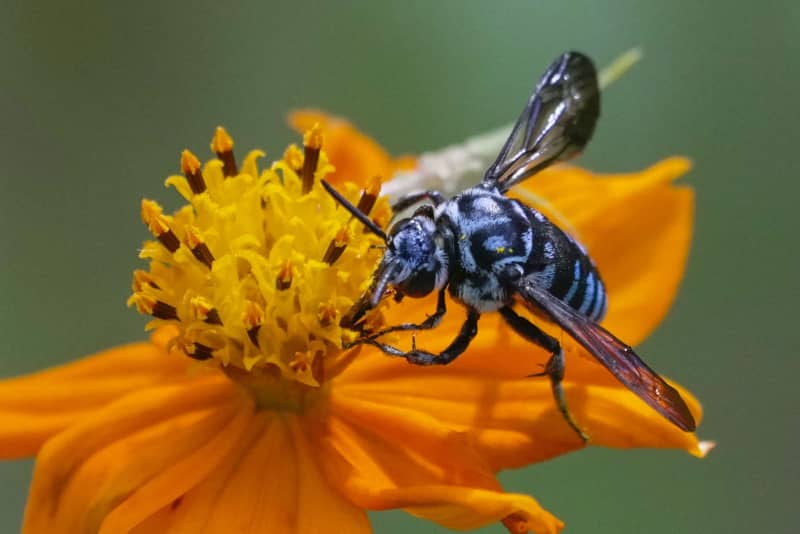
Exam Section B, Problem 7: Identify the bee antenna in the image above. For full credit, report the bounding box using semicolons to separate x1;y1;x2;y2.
321;179;388;242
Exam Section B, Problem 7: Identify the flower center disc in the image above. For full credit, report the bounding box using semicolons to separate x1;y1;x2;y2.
129;126;391;402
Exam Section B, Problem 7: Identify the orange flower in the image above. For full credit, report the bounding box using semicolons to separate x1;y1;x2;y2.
0;112;709;534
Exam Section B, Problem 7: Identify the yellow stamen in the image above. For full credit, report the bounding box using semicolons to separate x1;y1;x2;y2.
140;199;168;235
241;300;265;329
210;125;234;154
173;336;215;361
276;260;293;291
184;225;215;268
140;199;180;252
317;302;338;328
210;126;237;177
288;340;325;387
370;201;392;234
132;270;158;292
303;122;323;150
242;300;265;348
357;174;382;215
301;122;323;193
289;351;311;374
283;144;304;172
190;296;222;324
180;149;205;194
364;174;382;196
129;294;178;321
323;225;353;265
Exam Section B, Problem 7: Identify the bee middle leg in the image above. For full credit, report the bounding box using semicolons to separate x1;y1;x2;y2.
363;308;479;366
499;306;589;443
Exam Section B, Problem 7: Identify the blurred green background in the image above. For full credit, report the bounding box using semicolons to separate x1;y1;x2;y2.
1;1;797;533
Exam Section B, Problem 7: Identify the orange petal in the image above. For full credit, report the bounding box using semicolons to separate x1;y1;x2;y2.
289;110;414;188
288;416;371;534
128;411;272;532
333;347;706;473
313;414;562;533
22;374;239;533
99;404;254;533
327;387;499;488
0;336;191;458
374;486;561;534
130;413;370;534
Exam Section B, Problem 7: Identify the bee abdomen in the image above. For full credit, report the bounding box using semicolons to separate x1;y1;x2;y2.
561;258;607;321
527;213;608;322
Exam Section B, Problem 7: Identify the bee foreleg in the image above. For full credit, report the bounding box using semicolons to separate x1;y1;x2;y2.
363;308;479;366
361;289;447;342
499;306;589;443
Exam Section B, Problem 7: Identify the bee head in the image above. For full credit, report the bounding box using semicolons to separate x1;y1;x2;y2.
319;180;449;328
370;209;448;306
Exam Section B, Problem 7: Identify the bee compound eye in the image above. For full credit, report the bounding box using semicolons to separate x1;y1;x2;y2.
399;266;436;298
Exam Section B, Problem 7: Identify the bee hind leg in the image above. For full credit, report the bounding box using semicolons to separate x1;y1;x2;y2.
499;306;589;443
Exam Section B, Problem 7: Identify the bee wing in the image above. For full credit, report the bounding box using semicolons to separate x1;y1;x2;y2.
513;276;696;432
484;52;600;193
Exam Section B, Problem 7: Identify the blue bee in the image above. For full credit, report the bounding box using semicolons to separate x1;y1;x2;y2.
323;52;695;441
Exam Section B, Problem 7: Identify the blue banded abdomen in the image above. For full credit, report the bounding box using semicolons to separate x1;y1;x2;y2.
525;209;607;322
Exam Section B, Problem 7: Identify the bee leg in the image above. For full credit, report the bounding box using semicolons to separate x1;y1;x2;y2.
363;308;480;366
361;289;447;342
499;306;589;443
391;190;446;212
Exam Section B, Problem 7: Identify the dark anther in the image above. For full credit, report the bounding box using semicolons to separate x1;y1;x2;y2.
157;230;181;253
211;127;238;177
276;278;292;291
247;325;261;348
191;243;215;269
301;126;322;194
301;146;320;194
276;261;293;290
188;343;215;360
322;243;346;265
152;301;179;321
323;241;346;265
204;308;222;325
356;176;382;215
219;151;237;177
181;150;206;194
